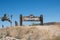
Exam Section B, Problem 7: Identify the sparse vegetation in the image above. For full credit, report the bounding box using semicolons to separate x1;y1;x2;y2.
31;23;35;26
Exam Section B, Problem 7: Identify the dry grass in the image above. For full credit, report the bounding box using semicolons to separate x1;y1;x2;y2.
0;25;60;40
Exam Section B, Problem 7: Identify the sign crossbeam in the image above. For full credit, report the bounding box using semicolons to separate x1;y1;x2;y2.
22;17;40;21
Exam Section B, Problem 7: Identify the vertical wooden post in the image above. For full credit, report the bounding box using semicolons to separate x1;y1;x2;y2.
15;21;18;26
40;14;43;25
2;25;4;28
20;14;22;26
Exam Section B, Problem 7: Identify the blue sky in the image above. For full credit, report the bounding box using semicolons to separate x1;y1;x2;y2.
0;0;60;27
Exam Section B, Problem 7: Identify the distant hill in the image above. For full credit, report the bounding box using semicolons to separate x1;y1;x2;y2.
44;22;60;25
31;22;60;26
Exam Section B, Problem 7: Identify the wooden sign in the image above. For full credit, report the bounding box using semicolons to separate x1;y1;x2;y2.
20;14;43;26
22;17;40;21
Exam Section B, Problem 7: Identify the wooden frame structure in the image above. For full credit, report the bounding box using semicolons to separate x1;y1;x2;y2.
20;14;43;26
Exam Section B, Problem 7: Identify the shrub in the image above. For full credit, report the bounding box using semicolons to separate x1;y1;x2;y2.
6;31;10;36
0;33;2;39
55;35;60;40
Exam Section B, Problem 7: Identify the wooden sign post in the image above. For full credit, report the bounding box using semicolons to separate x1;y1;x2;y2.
20;14;22;26
40;15;43;25
20;14;43;26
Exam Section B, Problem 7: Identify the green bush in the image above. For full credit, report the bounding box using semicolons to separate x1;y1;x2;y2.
55;35;60;40
0;33;2;39
6;31;10;36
